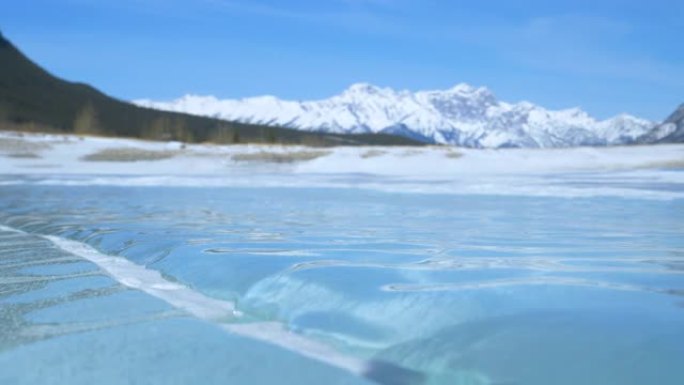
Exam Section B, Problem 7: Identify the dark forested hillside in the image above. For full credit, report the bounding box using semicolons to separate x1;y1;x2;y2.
0;32;420;146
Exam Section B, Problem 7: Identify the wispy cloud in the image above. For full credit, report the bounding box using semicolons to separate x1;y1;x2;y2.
200;0;412;40
194;1;684;87
477;14;684;87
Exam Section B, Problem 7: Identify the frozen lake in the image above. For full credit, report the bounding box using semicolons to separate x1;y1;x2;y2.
1;133;683;384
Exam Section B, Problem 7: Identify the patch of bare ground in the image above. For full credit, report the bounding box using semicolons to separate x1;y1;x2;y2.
19;164;58;169
640;160;684;169
444;149;463;159
399;149;423;157
360;149;387;159
0;138;52;154
231;150;330;163
5;152;41;159
81;147;178;162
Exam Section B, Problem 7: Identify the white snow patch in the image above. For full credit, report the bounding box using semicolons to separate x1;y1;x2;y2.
2;131;684;200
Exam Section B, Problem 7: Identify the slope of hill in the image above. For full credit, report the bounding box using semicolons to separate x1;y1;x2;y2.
634;104;684;144
657;104;684;143
0;32;420;146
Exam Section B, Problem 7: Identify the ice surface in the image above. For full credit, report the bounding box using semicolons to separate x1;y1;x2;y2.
1;132;684;384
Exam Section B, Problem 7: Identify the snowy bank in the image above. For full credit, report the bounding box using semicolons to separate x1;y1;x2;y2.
1;131;683;200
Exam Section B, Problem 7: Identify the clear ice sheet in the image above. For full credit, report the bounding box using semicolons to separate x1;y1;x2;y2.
1;183;683;384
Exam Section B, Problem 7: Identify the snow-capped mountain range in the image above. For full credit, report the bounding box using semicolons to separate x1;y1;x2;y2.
135;83;659;148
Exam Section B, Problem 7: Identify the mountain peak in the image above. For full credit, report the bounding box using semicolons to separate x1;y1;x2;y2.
664;102;684;125
345;82;383;94
445;82;491;96
608;113;649;122
448;83;477;93
431;83;496;105
339;83;398;102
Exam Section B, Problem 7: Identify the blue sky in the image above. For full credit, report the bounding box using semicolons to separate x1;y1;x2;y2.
1;0;682;120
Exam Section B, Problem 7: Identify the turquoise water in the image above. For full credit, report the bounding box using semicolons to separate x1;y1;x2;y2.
1;178;683;384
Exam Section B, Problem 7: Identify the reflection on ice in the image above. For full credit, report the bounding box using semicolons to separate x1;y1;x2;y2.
1;183;683;384
375;311;684;385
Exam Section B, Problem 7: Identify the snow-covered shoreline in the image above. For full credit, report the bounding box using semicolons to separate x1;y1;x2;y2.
1;131;684;200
